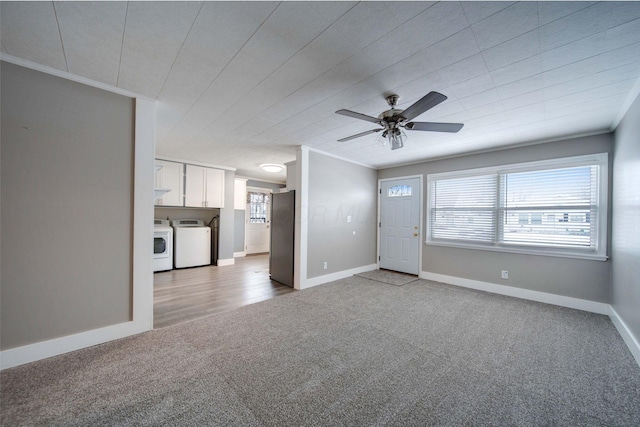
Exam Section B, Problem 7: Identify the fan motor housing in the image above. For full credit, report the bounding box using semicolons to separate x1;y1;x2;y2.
379;108;404;123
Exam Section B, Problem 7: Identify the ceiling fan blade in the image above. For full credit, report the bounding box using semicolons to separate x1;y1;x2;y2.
335;109;381;124
405;121;464;133
337;128;382;142
400;91;448;122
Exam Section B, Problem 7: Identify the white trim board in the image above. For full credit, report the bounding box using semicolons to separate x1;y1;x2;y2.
1;54;152;101
233;251;247;258
0;321;146;370
419;271;610;315
131;98;156;331
294;146;309;290
217;258;235;267
236;175;286;186
155;155;236;172
305;145;375;170
609;307;640;368
301;264;378;290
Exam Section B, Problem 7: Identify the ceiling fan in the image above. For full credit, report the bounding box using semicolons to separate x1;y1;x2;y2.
335;91;464;150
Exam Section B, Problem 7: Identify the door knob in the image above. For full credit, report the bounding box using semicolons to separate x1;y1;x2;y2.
413;232;418;237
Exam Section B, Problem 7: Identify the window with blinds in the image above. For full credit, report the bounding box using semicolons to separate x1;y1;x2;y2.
427;153;608;260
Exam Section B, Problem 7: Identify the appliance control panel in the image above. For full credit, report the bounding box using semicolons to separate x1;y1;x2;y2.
171;219;206;227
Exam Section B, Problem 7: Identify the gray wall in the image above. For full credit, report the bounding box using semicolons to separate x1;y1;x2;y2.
1;61;134;350
218;169;236;261
234;210;245;253
612;94;640;341
154;207;219;225
307;151;377;278
378;134;613;302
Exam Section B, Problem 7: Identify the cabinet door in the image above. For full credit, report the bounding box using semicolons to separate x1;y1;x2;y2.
185;165;206;207
155;160;184;206
204;168;225;208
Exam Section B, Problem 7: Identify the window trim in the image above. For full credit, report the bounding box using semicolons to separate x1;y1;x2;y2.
426;153;608;261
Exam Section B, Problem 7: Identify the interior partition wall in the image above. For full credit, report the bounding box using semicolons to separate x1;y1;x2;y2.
0;59;155;369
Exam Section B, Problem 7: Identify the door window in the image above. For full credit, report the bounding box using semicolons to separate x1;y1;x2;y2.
154;237;166;254
388;185;412;197
248;192;269;223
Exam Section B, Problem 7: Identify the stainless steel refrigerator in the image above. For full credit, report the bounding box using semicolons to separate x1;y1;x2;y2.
270;190;295;287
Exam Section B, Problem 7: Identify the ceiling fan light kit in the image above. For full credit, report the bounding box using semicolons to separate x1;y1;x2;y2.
376;127;407;150
335;91;464;150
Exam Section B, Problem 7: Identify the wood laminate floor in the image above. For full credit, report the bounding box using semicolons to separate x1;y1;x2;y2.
153;254;295;329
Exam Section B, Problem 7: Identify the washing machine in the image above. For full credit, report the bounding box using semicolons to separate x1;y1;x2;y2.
171;219;211;268
153;219;173;272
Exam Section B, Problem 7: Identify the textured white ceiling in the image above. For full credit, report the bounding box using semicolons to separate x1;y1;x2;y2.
2;1;640;181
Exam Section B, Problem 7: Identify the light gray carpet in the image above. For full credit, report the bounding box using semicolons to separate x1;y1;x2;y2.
356;269;419;286
2;277;640;426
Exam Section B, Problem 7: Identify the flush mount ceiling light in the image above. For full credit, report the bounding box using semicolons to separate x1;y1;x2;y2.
335;92;464;150
260;163;284;173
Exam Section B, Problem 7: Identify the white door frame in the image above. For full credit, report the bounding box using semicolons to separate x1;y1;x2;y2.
245;186;273;254
377;175;423;274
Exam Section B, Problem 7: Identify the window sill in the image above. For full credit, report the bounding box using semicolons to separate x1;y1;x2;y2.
425;240;608;261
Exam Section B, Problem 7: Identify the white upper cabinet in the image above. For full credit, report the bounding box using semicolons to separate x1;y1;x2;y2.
185;164;225;208
155;160;184;206
204;168;225;208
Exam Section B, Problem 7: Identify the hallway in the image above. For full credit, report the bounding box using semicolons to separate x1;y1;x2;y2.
153;254;295;328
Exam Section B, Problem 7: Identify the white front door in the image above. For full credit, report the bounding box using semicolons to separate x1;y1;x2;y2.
246;189;271;254
379;177;421;275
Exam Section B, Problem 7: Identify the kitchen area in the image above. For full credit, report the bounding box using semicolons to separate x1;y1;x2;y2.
152;159;295;328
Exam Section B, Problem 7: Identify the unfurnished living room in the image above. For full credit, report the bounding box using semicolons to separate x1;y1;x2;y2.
1;1;640;425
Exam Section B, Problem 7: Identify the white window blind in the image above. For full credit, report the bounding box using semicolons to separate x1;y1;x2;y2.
427;154;607;260
430;174;497;243
500;165;598;249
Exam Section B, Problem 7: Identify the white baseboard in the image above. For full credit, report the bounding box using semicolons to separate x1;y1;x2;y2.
419;271;610;315
5;268;636;372
418;272;640;368
301;264;378;290
217;258;235;267
609;306;640;367
233;251;246;258
0;320;148;371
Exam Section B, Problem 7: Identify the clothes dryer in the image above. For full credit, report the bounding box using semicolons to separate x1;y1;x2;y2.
153;219;173;272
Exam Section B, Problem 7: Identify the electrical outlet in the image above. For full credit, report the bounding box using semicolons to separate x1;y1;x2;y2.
323;262;328;270
501;270;509;279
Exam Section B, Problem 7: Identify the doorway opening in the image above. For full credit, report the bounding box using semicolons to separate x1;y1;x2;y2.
378;176;422;275
246;187;272;254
